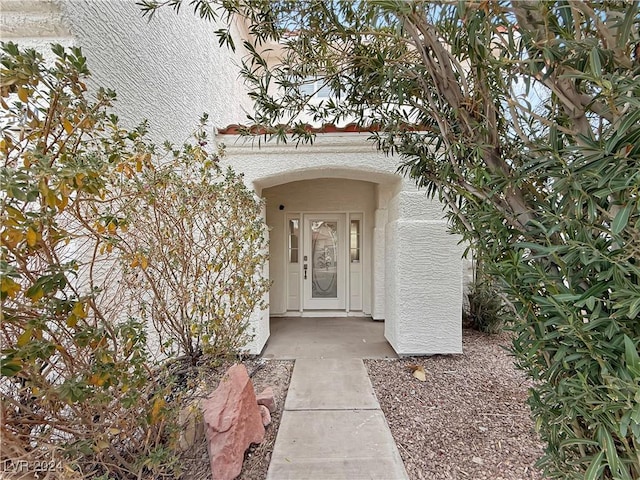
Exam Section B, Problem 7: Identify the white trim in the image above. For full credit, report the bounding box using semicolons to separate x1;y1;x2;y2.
284;212;302;311
348;212;364;312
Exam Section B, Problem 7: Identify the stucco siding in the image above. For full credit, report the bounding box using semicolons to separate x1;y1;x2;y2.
383;220;399;349
3;0;251;144
0;0;74;57
372;207;388;320
221;134;410;190
389;219;464;355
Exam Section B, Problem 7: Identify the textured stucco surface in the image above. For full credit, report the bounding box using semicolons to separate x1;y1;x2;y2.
0;0;74;59
64;0;250;144
386;220;464;355
2;0;252;144
372;207;388;320
223;134;464;355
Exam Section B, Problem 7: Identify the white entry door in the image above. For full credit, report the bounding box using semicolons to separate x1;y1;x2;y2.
303;214;346;310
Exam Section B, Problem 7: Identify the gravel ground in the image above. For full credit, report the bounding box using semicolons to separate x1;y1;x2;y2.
181;329;545;480
365;329;546;480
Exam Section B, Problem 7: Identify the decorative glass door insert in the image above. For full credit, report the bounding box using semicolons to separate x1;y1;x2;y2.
303;215;345;310
311;221;338;298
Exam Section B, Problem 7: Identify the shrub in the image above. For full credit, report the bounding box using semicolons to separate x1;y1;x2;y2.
1;42;270;476
115;118;270;363
463;279;507;334
0;43;179;478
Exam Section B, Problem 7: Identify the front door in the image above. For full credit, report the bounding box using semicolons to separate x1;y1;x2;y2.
303;214;346;310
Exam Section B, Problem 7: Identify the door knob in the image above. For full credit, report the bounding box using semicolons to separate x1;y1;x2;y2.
303;263;308;279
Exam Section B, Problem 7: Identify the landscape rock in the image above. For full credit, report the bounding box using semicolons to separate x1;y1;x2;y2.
256;386;277;413
201;364;265;480
259;404;272;427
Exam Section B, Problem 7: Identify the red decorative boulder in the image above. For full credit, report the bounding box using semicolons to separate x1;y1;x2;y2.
256;386;277;413
258;404;272;427
201;364;265;480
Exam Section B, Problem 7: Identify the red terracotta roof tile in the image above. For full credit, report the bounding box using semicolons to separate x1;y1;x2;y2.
217;122;427;135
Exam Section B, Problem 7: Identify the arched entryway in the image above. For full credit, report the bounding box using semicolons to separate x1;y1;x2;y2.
221;133;464;356
258;170;400;317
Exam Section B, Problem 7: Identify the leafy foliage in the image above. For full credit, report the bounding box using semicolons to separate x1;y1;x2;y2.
463;280;507;335
115;119;270;362
0;42;179;478
141;1;640;478
1;42;268;477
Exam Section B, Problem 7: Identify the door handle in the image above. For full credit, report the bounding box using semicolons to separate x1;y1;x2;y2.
303;263;308;279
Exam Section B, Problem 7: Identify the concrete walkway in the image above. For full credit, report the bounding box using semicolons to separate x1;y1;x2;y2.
264;318;409;480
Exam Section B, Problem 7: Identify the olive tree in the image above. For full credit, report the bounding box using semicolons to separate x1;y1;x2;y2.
141;1;640;478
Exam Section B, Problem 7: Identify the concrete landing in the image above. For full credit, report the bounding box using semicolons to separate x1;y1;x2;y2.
261;317;398;359
266;358;408;480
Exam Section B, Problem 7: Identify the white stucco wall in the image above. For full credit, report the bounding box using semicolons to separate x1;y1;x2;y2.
60;0;251;144
1;0;251;145
0;0;74;56
222;134;464;356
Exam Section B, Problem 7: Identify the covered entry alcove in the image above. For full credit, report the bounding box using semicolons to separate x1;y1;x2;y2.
263;177;381;317
219;131;464;357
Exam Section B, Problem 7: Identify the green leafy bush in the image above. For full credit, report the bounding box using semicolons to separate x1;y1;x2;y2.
502;110;640;479
463;279;507;334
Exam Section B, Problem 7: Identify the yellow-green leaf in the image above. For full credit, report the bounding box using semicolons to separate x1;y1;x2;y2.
46;190;57;208
66;314;78;328
1;359;22;377
17;328;32;347
75;173;84;187
26;286;44;302
56;194;69;212
150;397;166;425
26;228;37;247
62;118;74;135
1;277;21;298
17;86;28;103
94;438;110;452
72;301;87;319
